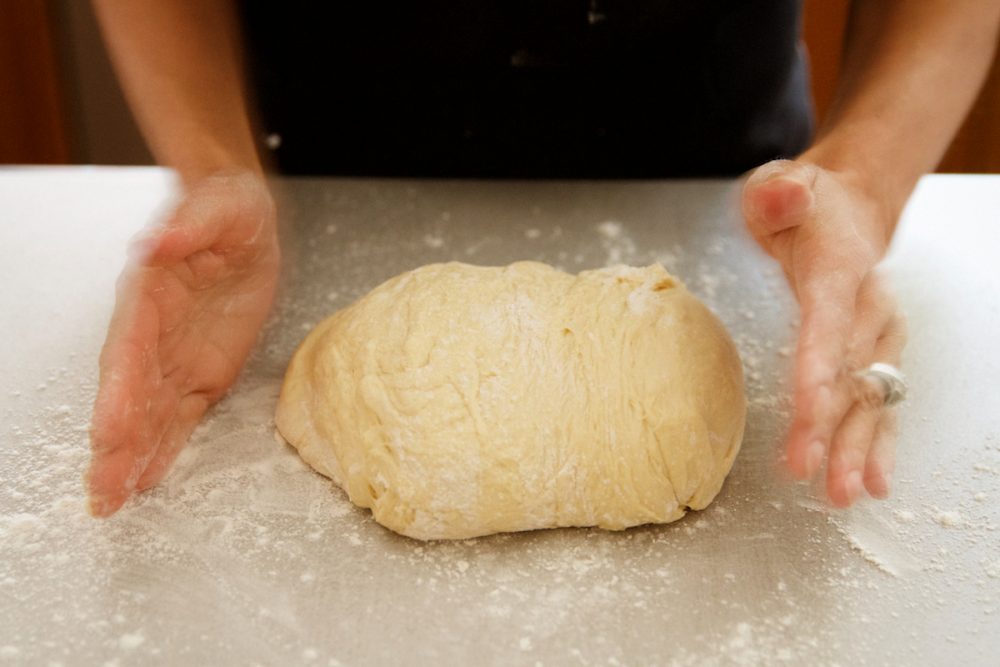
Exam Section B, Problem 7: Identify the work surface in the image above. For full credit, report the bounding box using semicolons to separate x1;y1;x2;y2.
1;168;998;666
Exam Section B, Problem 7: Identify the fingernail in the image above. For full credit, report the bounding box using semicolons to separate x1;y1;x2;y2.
86;495;108;518
805;441;825;477
127;234;157;261
845;470;864;505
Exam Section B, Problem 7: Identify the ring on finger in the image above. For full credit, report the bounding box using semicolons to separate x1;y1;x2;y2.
857;363;908;408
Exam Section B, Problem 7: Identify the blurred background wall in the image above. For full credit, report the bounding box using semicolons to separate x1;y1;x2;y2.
50;0;152;165
1;0;997;171
1;0;150;165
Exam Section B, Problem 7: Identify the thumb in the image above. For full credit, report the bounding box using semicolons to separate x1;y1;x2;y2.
124;197;227;268
126;173;271;268
742;160;819;240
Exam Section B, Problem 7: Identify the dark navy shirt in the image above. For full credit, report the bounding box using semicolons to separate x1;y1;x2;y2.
240;1;813;177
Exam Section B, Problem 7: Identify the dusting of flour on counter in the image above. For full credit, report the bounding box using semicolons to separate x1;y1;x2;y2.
931;509;964;528
5;176;998;666
596;220;637;266
423;233;445;249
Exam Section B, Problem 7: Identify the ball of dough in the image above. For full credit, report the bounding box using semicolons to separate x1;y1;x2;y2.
276;262;745;540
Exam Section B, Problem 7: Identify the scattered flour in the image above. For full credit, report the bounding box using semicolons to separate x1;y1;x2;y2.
596;221;622;239
423;233;445;249
595;220;637;266
893;509;916;523
841;531;900;577
4;181;997;666
931;509;964;528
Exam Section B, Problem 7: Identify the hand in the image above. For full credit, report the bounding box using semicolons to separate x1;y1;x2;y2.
86;171;281;517
742;159;907;507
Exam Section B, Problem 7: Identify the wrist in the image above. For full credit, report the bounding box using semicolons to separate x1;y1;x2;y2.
171;144;264;190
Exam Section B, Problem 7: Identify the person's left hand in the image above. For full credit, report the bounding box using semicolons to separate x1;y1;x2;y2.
741;159;907;507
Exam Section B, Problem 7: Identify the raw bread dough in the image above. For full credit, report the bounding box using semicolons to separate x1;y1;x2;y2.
276;262;745;540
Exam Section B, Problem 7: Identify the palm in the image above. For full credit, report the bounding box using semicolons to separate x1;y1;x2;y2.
87;172;280;516
762;173;883;305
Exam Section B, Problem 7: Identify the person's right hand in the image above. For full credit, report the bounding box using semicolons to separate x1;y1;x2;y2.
86;170;281;517
742;160;906;507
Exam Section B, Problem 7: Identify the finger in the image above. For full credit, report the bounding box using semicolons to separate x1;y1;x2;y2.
845;271;899;369
88;362;180;516
87;361;145;517
136;393;211;491
89;366;185;514
864;411;898;499
785;271;862;480
860;308;906;498
743;161;858;480
825;375;885;507
826;294;906;505
742;160;818;242
745;162;867;480
87;269;157;516
87;270;177;516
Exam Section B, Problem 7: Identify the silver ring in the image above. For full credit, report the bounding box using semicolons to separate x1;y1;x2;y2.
861;362;908;407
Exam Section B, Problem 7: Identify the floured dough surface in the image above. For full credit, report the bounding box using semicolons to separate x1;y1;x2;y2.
276;262;745;540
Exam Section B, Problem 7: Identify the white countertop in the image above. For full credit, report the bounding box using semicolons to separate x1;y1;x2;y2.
1;167;998;666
